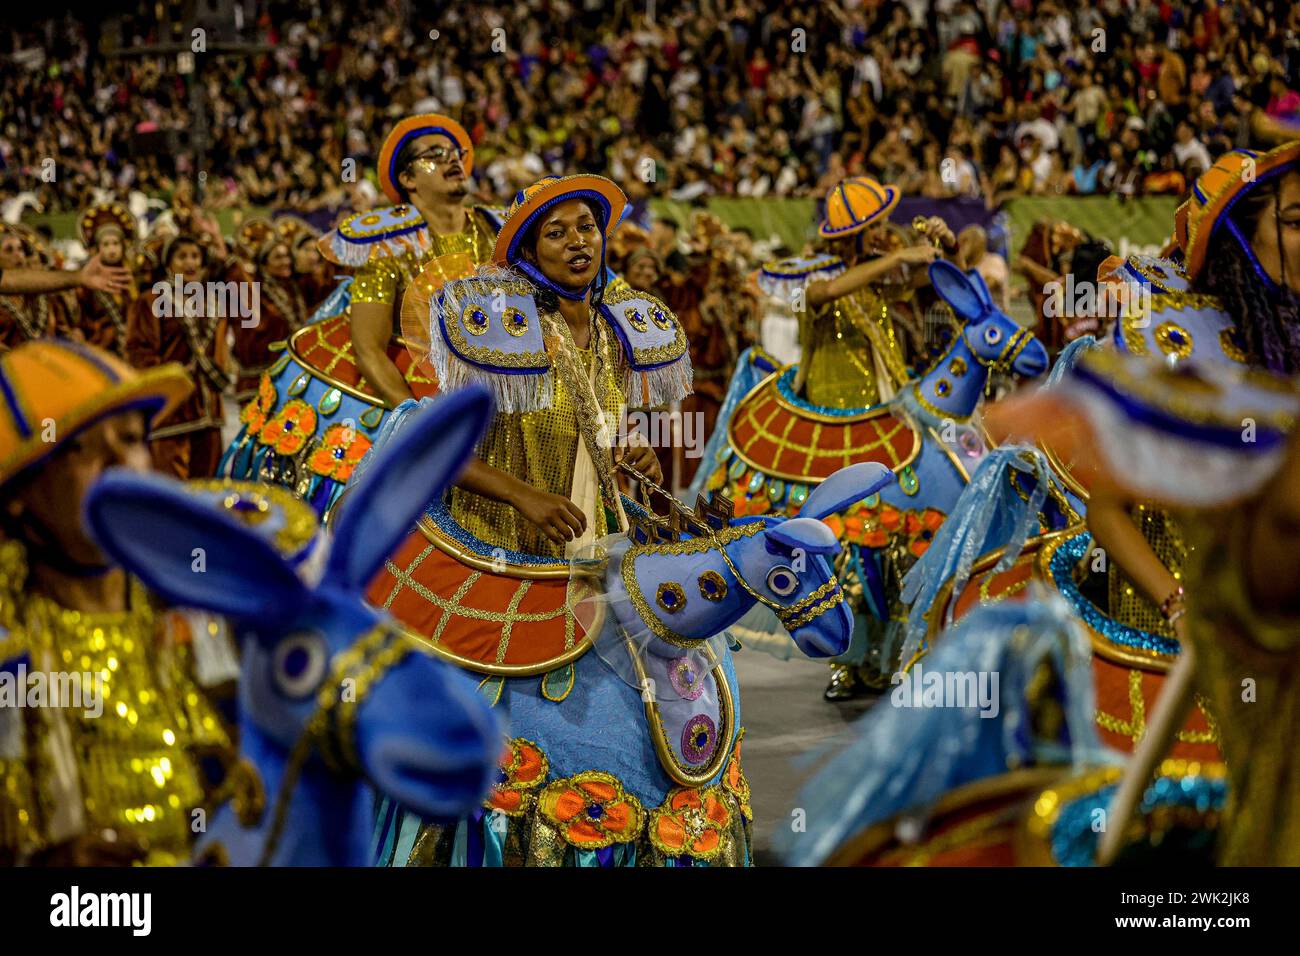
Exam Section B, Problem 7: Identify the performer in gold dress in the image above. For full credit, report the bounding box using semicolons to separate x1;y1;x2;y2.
0;341;230;865
796;176;952;409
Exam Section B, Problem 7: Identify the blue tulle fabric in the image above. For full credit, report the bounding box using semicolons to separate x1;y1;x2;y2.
897;445;1056;666
348;397;424;488
777;598;1116;866
1045;334;1100;388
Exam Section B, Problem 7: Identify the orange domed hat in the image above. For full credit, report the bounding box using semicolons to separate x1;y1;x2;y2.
377;113;475;205
0;340;192;488
1175;140;1300;282
818;176;901;239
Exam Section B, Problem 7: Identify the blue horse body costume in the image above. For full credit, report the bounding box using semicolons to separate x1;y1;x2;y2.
692;260;1050;677
84;388;505;866
366;393;894;865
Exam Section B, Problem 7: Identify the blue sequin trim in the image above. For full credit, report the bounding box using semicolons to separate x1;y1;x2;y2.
1048;533;1180;658
424;501;569;567
775;367;885;418
1050;775;1226;866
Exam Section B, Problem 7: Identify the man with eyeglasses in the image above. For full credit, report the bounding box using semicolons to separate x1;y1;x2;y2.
320;114;504;407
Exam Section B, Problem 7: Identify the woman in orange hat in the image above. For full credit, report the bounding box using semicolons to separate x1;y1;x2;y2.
1177;140;1300;373
0;340;230;865
407;174;689;557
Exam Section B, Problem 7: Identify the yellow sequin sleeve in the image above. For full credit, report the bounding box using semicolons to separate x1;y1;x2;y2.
350;257;400;306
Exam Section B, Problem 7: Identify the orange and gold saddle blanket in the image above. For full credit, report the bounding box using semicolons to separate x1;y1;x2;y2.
367;513;603;675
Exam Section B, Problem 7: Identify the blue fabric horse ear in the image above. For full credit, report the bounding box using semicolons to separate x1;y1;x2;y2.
765;516;842;556
325;385;494;592
966;266;995;311
798;462;894;520
928;260;988;322
85;470;307;624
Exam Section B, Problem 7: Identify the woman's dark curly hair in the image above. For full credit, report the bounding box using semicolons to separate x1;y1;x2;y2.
1196;175;1300;374
520;198;608;313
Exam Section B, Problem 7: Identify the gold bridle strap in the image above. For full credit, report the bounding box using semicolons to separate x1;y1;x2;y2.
616;460;845;629
256;625;414;866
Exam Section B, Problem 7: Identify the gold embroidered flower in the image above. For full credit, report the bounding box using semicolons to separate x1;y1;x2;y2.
536;771;645;848
485;738;549;817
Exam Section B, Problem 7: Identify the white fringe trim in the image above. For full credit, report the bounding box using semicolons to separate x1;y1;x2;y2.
427;265;554;414
625;356;693;408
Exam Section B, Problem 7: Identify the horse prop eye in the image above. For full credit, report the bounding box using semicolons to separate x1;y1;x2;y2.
272;631;330;700
766;566;800;598
982;325;1003;346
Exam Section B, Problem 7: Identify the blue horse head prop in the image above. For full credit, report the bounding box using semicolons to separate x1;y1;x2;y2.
618;461;895;659
908;261;1049;423
84;387;505;866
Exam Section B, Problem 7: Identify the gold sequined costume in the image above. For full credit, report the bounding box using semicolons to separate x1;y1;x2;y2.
0;541;228;864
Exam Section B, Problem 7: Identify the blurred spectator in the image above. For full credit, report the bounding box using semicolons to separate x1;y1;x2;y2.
0;0;1295;224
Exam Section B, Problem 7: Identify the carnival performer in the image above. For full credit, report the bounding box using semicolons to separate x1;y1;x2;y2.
0;340;231;865
0;226;81;352
126;217;249;479
276;215;335;311
218;116;506;509
796;176;952;409
332;113;503;407
0;240;130;354
426;174;673;556
72;202;139;358
365;175;713;866
230;219;311;402
992;349;1300;867
1086;140;1300;653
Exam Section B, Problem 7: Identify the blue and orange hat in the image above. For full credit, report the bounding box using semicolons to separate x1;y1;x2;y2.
0;340;192;488
492;175;627;299
377;113;475;205
818;176;900;239
1175;139;1300;283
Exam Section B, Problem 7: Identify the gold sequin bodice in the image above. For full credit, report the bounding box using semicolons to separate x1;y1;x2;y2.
350;211;496;311
1;569;226;863
1107;504;1188;638
802;285;908;409
1186;518;1300;865
447;324;626;560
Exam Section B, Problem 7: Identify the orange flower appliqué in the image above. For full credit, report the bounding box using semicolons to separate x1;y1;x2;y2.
258;398;318;456
306;423;373;482
648;786;733;860
240;373;279;436
485;738;549;817
722;728;752;822
537;771;645;849
903;508;946;557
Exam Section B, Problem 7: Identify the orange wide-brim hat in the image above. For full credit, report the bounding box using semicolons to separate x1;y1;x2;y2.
492;174;628;267
1175;139;1300;281
0;340;193;488
818;176;901;239
377;113;475;205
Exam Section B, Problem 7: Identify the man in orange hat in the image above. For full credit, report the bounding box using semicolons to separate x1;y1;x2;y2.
72;202;139;358
321;114;503;407
0;340;229;865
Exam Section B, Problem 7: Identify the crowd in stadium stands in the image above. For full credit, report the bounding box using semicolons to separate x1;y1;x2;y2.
1;0;1298;222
